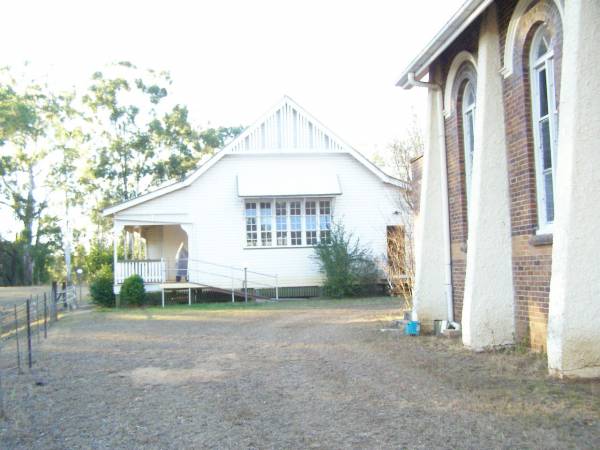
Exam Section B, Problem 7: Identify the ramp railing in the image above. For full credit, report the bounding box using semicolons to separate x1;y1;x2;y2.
161;258;279;304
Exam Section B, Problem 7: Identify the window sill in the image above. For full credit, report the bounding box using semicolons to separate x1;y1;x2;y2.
529;233;553;247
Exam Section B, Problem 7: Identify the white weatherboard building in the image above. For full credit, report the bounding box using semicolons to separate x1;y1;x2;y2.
104;97;405;300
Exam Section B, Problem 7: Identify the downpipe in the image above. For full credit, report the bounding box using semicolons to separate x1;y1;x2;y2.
406;73;460;331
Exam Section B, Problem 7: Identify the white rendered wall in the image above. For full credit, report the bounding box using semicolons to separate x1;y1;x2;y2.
461;4;516;350
115;152;401;289
412;88;449;327
547;0;600;379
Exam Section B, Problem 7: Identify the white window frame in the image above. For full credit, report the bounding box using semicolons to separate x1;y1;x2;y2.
275;200;288;246
530;26;558;234
243;197;334;249
304;199;318;246
461;80;476;211
259;201;273;246
245;202;258;247
289;199;303;246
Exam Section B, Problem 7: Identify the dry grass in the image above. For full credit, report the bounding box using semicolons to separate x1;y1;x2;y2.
0;286;52;307
1;297;599;449
0;285;89;308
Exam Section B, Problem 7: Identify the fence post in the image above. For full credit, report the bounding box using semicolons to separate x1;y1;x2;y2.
36;295;40;344
244;267;248;303
51;281;58;322
14;305;21;374
275;275;279;300
43;293;48;339
61;281;67;309
26;298;32;369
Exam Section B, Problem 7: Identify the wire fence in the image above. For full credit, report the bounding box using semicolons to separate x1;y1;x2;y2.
0;283;78;418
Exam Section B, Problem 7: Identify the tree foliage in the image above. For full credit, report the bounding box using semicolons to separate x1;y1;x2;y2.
0;68;67;284
82;62;243;205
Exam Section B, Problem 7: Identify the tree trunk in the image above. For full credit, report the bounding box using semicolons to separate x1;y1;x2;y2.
22;164;35;285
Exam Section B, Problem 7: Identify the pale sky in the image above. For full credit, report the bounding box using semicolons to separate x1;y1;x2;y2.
0;0;464;236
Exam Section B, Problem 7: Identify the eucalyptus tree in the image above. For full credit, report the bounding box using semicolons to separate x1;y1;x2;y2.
0;69;63;284
83;61;243;206
82;62;168;203
47;91;87;283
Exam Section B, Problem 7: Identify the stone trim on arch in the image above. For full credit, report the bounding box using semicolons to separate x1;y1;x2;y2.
443;51;478;118
501;0;564;78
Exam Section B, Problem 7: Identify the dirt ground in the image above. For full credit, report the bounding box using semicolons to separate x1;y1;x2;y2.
1;298;599;449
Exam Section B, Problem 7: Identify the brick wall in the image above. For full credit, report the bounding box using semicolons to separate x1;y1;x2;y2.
433;17;481;321
429;0;563;350
497;0;563;351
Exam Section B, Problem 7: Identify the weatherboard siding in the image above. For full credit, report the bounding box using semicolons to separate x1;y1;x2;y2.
114;152;402;290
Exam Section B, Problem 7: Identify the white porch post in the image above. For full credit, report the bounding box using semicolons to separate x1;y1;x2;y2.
113;227;118;276
461;4;515;350
412;83;449;330
547;0;600;378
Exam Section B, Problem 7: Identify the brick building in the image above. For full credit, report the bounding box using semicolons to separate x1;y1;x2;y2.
398;0;600;378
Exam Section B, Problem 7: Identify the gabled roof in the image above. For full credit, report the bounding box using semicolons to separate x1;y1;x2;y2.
396;0;493;89
104;96;406;216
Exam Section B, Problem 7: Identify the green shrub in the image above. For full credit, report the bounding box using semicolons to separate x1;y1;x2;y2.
120;274;146;306
313;223;380;298
90;264;116;307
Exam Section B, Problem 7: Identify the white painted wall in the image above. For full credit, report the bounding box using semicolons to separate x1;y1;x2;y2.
115;152;402;290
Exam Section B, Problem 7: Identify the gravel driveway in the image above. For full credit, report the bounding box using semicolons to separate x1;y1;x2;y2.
1;298;599;449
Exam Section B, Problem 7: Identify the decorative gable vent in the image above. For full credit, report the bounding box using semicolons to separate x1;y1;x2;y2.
229;97;346;152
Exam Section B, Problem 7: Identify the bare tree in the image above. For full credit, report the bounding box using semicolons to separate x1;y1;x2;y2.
380;118;423;309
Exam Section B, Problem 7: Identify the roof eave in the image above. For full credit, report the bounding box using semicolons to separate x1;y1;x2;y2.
396;0;492;89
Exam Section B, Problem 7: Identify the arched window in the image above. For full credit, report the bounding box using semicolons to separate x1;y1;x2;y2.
530;25;558;232
462;80;476;208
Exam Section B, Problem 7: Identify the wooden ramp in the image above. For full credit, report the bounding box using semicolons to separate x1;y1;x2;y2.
159;282;272;307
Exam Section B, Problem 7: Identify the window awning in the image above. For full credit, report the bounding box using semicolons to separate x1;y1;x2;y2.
237;174;342;197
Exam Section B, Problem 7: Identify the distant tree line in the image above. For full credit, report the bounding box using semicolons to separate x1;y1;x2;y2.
0;62;243;286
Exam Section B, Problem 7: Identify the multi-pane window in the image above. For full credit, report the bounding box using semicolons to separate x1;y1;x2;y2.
244;199;333;247
319;200;331;243
276;201;287;245
290;201;302;246
305;201;317;245
530;25;558;232
245;202;257;246
260;201;272;246
462;80;476;209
